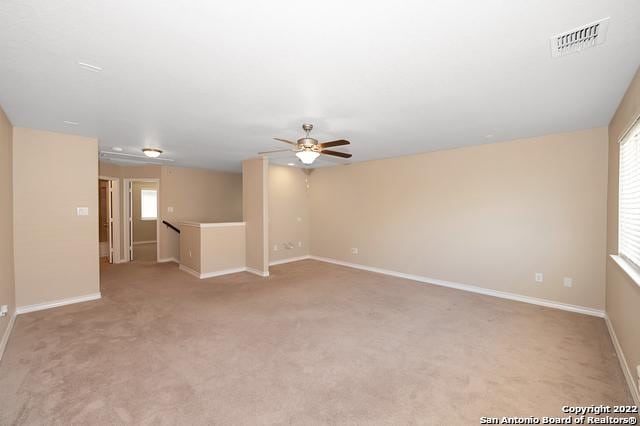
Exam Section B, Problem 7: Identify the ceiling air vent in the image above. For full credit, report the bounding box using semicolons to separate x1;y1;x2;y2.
550;18;609;58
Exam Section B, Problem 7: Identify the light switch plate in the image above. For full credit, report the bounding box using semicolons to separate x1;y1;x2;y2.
167;206;174;213
76;207;89;216
563;277;573;288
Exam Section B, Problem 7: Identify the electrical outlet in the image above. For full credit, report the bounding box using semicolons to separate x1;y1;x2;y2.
168;206;174;213
298;241;302;247
273;244;278;251
351;248;359;255
296;217;302;222
535;273;543;283
563;277;573;288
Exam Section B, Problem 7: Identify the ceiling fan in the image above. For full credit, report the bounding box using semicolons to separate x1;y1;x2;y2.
259;123;352;165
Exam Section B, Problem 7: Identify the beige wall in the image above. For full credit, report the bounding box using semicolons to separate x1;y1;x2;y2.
0;107;15;349
98;162;242;262
132;181;158;242
179;225;201;272
269;165;310;262
606;66;640;401
179;224;246;275
243;158;269;274
201;225;246;273
309;128;608;310
160;166;243;260
13;128;99;307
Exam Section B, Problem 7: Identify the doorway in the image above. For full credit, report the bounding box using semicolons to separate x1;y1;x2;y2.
124;179;160;262
97;176;120;263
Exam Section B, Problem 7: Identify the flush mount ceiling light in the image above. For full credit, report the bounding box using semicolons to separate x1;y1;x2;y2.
142;148;163;158
287;163;295;166
63;120;79;125
112;147;123;152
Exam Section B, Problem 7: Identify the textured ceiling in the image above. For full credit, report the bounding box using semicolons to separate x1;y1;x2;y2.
1;0;639;171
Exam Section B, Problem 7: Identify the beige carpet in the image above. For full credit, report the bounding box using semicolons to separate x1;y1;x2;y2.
0;260;633;424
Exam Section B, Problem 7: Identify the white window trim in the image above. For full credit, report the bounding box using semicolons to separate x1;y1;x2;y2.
610;255;640;288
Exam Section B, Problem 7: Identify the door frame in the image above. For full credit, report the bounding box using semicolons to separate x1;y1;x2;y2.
98;175;121;263
123;178;161;262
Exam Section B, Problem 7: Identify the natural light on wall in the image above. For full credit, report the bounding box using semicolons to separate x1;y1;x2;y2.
141;189;158;220
619;116;640;271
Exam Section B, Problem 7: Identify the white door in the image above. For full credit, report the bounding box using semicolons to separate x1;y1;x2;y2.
107;180;114;263
128;181;134;261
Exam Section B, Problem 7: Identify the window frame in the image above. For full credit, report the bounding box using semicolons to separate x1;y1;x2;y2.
615;113;640;288
140;189;158;221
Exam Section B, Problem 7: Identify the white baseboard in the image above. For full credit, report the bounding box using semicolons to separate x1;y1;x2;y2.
179;264;247;279
202;267;248;278
0;312;16;363
158;257;179;264
179;264;201;278
605;314;640;406
16;293;102;315
269;255;311;266
308;255;605;318
246;267;270;277
133;240;157;245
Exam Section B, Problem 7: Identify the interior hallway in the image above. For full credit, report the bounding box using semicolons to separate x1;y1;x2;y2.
0;260;633;424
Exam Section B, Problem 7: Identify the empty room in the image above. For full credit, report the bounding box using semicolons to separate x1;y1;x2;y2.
0;0;639;424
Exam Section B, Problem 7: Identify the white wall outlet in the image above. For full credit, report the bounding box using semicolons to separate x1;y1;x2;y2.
0;305;7;317
563;277;573;288
273;244;278;251
351;248;359;255
76;207;89;216
535;273;543;283
296;217;302;222
298;241;302;247
167;206;174;213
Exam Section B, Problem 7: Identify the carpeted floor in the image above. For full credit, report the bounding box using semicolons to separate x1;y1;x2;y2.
0;260;633;424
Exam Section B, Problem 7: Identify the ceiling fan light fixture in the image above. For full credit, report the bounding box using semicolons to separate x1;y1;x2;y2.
142;148;163;158
296;150;320;165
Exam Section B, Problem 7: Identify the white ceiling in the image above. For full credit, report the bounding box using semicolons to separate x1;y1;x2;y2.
1;0;639;171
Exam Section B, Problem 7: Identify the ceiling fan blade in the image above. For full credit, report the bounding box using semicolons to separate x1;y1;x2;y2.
320;149;352;159
318;139;350;149
258;149;293;155
273;138;298;146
